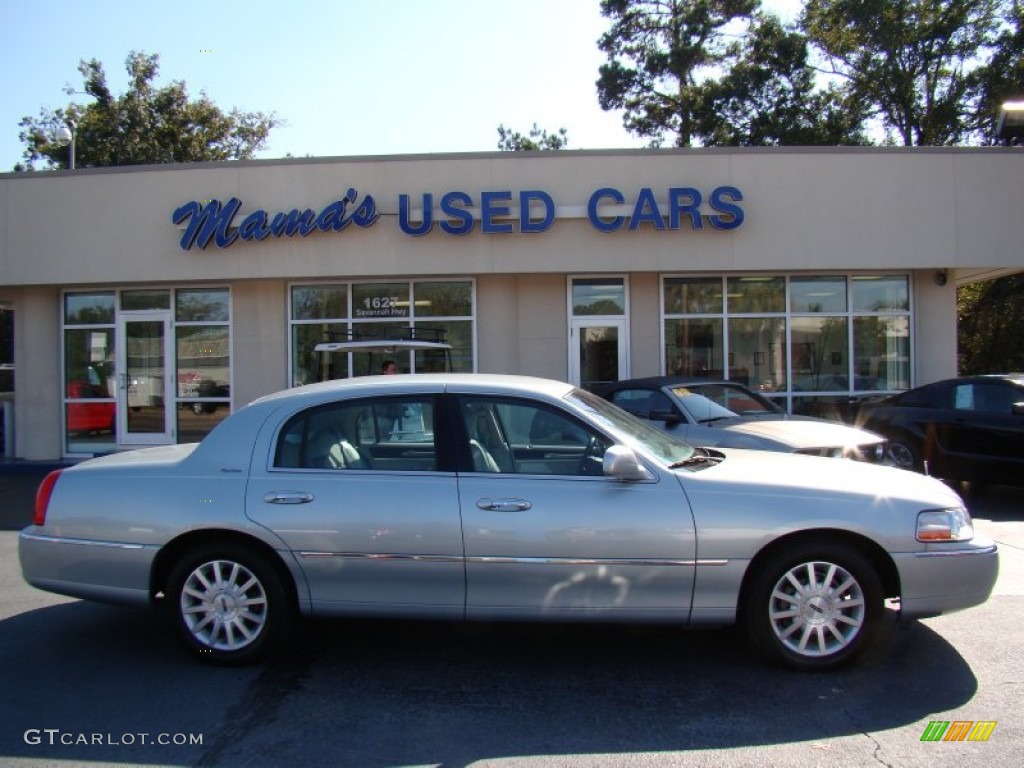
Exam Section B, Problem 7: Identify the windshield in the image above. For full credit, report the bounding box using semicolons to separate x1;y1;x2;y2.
566;388;696;466
672;383;780;421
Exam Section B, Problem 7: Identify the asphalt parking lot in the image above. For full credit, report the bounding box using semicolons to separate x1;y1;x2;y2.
1;463;1021;767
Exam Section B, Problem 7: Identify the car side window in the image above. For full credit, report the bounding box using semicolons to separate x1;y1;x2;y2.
460;397;609;476
275;397;436;471
955;383;1016;414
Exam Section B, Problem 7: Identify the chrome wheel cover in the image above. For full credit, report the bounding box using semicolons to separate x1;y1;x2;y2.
768;560;865;658
180;559;268;651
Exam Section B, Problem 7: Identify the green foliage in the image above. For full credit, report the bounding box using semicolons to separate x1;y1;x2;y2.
802;0;1002;145
596;0;759;147
497;123;570;151
696;13;868;145
958;275;1024;374
16;51;279;171
977;2;1024;142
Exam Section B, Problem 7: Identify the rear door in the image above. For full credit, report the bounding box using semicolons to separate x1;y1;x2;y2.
245;394;464;617
454;394;697;621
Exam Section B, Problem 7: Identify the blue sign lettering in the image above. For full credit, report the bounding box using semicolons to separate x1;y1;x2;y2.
174;185;743;249
173;189;379;250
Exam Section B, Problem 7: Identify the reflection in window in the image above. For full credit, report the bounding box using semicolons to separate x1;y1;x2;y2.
854;316;909;390
65;293;115;325
726;277;785;313
664;277;722;314
852;276;909;311
290;280;475;385
790;317;849;392
572;278;625;316
665;318;723;378
729;318;786;390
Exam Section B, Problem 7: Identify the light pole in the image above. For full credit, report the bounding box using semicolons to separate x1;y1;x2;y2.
55;120;76;169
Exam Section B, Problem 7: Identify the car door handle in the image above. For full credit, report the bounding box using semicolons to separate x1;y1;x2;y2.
263;491;314;505
476;498;532;512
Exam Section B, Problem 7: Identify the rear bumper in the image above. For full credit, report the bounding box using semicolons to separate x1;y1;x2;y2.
19;529;156;607
893;536;999;619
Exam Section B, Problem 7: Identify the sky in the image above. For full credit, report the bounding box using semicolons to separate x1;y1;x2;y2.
0;0;803;171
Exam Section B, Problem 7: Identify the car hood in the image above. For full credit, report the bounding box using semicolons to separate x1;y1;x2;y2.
715;416;883;449
681;447;961;508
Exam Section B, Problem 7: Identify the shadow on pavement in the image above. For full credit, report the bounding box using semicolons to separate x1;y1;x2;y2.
0;599;979;767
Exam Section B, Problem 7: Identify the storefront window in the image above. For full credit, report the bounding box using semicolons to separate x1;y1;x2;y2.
62;288;231;455
729;318;787;390
414;281;473;317
852;276;909;312
665;318;723;377
63;296;117;454
572;277;625;316
292;286;348;320
177;289;230;322
122;290;170;312
791;317;849;392
854;316;910;390
727;277;785;313
791;277;847;313
290;280;475;385
664;277;722;315
662;274;911;413
65;293;114;325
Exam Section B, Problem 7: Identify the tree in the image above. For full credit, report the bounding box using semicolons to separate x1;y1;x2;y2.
696;13;869;145
977;1;1024;142
958;274;1024;374
595;0;759;147
802;0;1001;146
496;123;569;151
16;51;279;171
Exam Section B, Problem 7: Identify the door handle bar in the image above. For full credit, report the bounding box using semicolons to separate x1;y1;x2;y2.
264;491;315;505
476;498;532;512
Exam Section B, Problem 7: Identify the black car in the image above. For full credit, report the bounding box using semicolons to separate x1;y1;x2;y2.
857;374;1024;486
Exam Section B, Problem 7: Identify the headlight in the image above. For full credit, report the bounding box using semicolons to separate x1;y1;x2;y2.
917;507;974;542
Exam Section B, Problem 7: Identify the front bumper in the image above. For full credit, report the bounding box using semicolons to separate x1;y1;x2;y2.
892;534;999;618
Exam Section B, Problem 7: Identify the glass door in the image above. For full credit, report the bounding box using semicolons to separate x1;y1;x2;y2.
570;318;627;391
117;311;174;445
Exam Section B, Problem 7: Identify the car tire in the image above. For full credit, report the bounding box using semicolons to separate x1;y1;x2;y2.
743;543;882;671
166;543;292;665
886;435;921;472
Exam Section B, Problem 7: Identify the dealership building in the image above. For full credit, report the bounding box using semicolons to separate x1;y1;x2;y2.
0;146;1021;461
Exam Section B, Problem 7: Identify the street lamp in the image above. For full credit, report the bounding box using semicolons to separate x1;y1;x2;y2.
996;100;1024;145
55;120;76;169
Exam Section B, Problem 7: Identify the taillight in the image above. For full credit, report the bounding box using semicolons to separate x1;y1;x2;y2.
33;470;63;526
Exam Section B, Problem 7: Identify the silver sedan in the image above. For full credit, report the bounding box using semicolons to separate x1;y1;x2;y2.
20;374;997;670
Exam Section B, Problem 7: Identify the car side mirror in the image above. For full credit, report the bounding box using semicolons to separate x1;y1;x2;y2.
650;409;681;426
603;445;652;482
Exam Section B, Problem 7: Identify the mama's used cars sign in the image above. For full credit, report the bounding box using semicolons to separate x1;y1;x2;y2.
171;186;744;251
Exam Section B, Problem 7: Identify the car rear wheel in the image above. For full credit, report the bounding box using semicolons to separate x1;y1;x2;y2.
744;544;882;671
166;543;292;665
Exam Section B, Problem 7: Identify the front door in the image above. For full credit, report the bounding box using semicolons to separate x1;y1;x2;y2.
570;318;627;391
117;311;174;445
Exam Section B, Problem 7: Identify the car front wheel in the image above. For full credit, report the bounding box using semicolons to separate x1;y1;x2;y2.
887;436;920;472
744;544;882;671
166;543;291;665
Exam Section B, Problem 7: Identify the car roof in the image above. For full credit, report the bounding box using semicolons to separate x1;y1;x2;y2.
251;373;578;408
